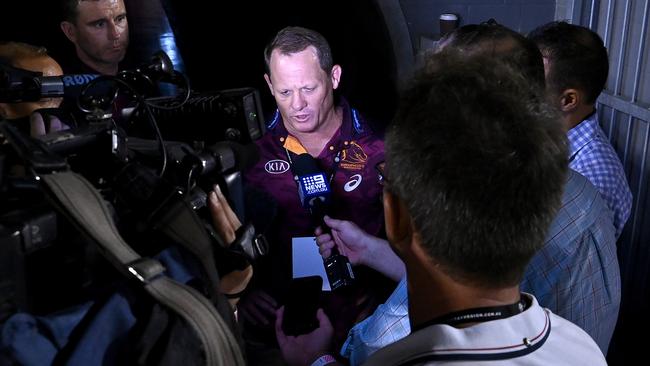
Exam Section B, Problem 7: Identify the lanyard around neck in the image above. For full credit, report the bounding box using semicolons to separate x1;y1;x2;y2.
414;296;530;331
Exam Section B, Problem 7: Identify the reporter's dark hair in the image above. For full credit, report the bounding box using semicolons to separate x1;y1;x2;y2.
436;20;545;89
264;26;333;75
528;21;608;104
384;52;568;287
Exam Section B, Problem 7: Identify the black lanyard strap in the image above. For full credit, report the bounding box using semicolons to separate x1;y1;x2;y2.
414;296;530;331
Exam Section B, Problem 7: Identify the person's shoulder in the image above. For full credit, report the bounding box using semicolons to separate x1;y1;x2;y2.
345;107;385;149
562;170;604;206
543;310;608;365
549;170;615;240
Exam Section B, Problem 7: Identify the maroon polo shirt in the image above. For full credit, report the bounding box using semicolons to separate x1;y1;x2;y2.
244;98;389;344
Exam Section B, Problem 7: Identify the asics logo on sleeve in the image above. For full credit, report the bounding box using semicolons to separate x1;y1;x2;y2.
344;174;363;192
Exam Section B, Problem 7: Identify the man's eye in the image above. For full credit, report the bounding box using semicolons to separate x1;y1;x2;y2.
92;21;105;28
116;15;127;23
280;91;291;96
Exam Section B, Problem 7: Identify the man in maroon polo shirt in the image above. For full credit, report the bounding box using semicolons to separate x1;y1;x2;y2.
241;26;389;357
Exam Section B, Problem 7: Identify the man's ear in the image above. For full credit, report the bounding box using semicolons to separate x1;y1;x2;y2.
264;74;274;96
383;189;413;254
60;21;77;43
559;88;580;113
330;64;342;90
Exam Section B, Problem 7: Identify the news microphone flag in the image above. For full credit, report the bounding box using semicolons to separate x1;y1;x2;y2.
297;172;330;208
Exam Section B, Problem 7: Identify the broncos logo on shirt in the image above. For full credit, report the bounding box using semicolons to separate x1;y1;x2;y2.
340;141;368;170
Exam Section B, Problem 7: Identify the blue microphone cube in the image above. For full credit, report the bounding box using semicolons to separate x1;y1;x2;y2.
298;172;330;208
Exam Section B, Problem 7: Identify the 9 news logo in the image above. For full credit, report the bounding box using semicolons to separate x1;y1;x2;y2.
300;173;328;195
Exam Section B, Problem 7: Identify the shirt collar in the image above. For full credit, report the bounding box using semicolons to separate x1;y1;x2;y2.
567;110;599;159
266;97;369;141
366;294;551;364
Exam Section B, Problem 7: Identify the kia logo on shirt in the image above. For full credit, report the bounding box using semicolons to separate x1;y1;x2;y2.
265;159;290;174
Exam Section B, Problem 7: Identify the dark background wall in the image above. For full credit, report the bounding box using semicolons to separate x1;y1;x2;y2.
397;0;556;53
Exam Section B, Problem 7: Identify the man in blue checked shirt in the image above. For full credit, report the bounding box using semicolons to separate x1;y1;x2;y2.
529;21;632;238
313;22;621;364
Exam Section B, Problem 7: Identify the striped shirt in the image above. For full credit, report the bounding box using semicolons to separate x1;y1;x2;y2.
568;112;632;237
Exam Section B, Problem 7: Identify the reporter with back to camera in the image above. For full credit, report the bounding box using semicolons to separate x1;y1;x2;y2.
275;50;607;366
312;23;620;364
240;26;392;360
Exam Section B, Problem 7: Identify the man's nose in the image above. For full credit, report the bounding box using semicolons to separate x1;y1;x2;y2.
107;22;121;40
291;93;306;110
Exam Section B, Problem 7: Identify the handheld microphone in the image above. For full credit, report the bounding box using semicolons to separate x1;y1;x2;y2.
292;153;355;291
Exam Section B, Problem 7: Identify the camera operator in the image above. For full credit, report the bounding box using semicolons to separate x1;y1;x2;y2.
0;42;67;136
57;0;137;125
59;0;129;76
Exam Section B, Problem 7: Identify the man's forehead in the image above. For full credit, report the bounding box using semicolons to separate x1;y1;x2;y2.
269;47;323;76
270;47;318;63
77;0;126;20
79;0;123;6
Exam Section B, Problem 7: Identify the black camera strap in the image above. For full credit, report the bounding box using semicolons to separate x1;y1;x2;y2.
40;171;245;366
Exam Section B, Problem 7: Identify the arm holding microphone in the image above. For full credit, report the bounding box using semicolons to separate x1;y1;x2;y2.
315;216;406;282
292;153;356;291
209;183;278;325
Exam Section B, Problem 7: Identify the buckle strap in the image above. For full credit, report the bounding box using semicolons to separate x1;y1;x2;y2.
127;258;166;284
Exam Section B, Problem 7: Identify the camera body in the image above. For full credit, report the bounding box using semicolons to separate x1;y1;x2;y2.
0;60;266;316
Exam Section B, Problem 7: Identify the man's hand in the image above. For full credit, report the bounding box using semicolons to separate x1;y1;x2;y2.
275;307;335;366
315;216;370;265
238;289;278;326
208;184;241;245
208;184;254;309
315;216;406;282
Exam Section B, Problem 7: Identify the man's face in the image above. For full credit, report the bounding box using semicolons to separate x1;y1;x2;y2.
63;0;129;72
264;46;340;135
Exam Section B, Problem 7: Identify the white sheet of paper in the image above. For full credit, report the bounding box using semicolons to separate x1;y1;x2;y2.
292;236;331;291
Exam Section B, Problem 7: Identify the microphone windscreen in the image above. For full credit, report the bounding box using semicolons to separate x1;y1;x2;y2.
292;153;320;176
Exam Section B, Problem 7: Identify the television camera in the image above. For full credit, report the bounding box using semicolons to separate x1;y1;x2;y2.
0;51;267;317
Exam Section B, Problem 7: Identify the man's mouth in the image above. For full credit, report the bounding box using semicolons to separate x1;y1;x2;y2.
293;114;309;122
